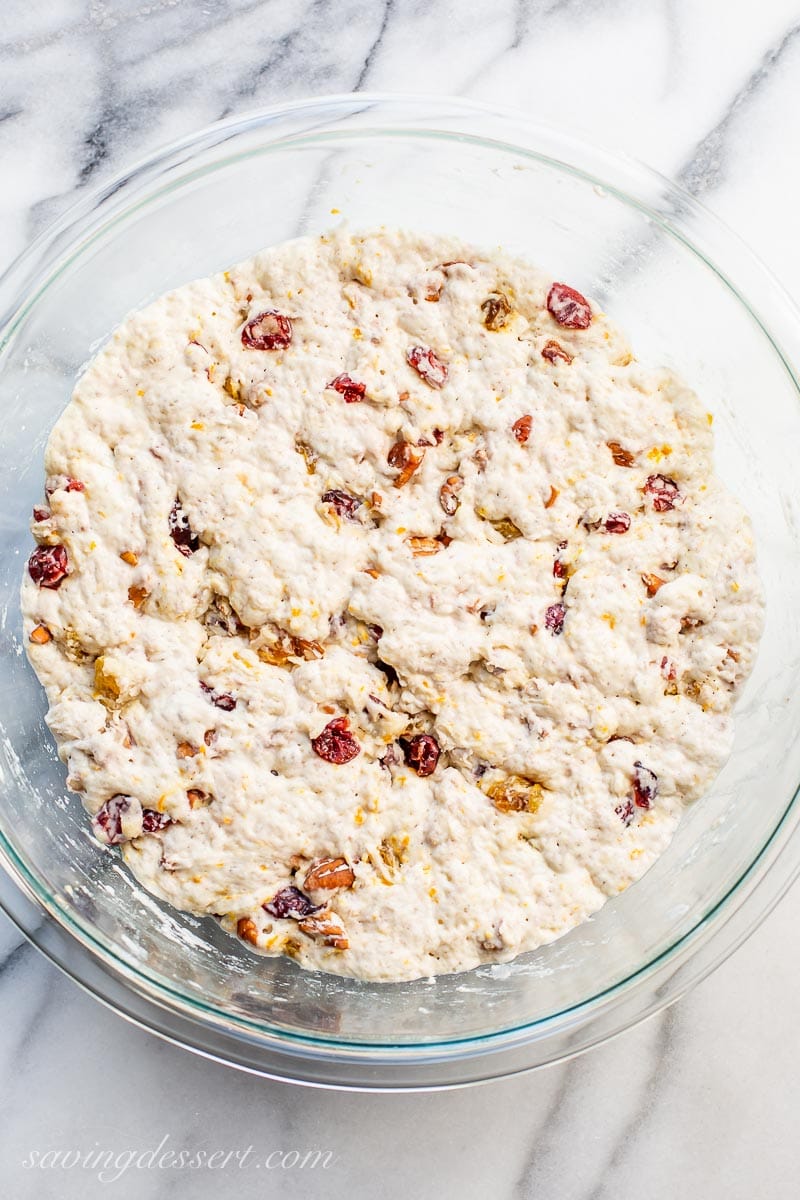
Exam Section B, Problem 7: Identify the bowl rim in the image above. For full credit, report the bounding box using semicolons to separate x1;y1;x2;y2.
2;90;799;1087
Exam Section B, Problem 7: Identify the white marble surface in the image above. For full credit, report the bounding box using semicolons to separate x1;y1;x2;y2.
2;1;799;1196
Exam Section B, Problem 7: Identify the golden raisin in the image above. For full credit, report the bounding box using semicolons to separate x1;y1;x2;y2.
29;624;52;645
127;584;149;609
119;550;139;566
488;776;544;814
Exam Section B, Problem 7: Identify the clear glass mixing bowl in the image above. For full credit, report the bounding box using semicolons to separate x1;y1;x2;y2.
1;94;799;1090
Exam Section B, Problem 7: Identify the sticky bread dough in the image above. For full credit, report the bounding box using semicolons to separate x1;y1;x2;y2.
21;229;763;981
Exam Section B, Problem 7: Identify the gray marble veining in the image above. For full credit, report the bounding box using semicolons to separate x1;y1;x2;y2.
1;2;799;1197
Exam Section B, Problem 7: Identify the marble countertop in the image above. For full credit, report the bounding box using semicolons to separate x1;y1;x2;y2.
2;2;799;1197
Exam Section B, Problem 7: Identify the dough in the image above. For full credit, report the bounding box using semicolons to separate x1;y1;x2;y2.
21;229;763;981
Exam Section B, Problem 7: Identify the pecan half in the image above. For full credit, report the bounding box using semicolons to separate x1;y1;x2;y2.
439;474;463;516
304;857;356;891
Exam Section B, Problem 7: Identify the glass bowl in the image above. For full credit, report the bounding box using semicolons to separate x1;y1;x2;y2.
1;94;799;1091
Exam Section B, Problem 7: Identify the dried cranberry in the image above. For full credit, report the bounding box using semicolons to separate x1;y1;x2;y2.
605;512;631;534
553;558;566;579
402;733;440;777
644;475;681;512
32;505;51;522
615;798;635;826
632;762;659;809
264;885;321;920
241;309;292;351
545;603;566;634
311;716;361;764
142;809;171;833
28;544;68;589
546;282;592;329
321;489;362;520
660;656;677;682
168;501;200;556
406;345;448;388
200;681;237;711
329;373;366;403
92;795;132;845
512;415;532;444
65;478;85;492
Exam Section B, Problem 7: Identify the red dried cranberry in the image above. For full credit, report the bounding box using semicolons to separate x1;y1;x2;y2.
92;795;132;845
200;681;237;711
311;716;361;764
605;512;631;534
615;798;635;826
241;309;292;351
546;282;592;329
168;501;200;556
142;809;171;833
32;505;51;522
402;733;440;777
65;478;85;492
660;656;677;682
632;762;659;809
321;489;362;520
553;558;566;579
28;544;68;589
329;373;366;403
644;475;681;512
406;345;448;388
264;885;321;920
545;602;566;634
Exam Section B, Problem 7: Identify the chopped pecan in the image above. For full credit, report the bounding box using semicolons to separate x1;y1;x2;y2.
304;857;356;891
298;909;349;950
541;339;573;365
607;441;636;467
237;917;260;945
512;415;532;444
388;440;425;488
406;534;445;556
439;474;463;516
641;572;666;597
